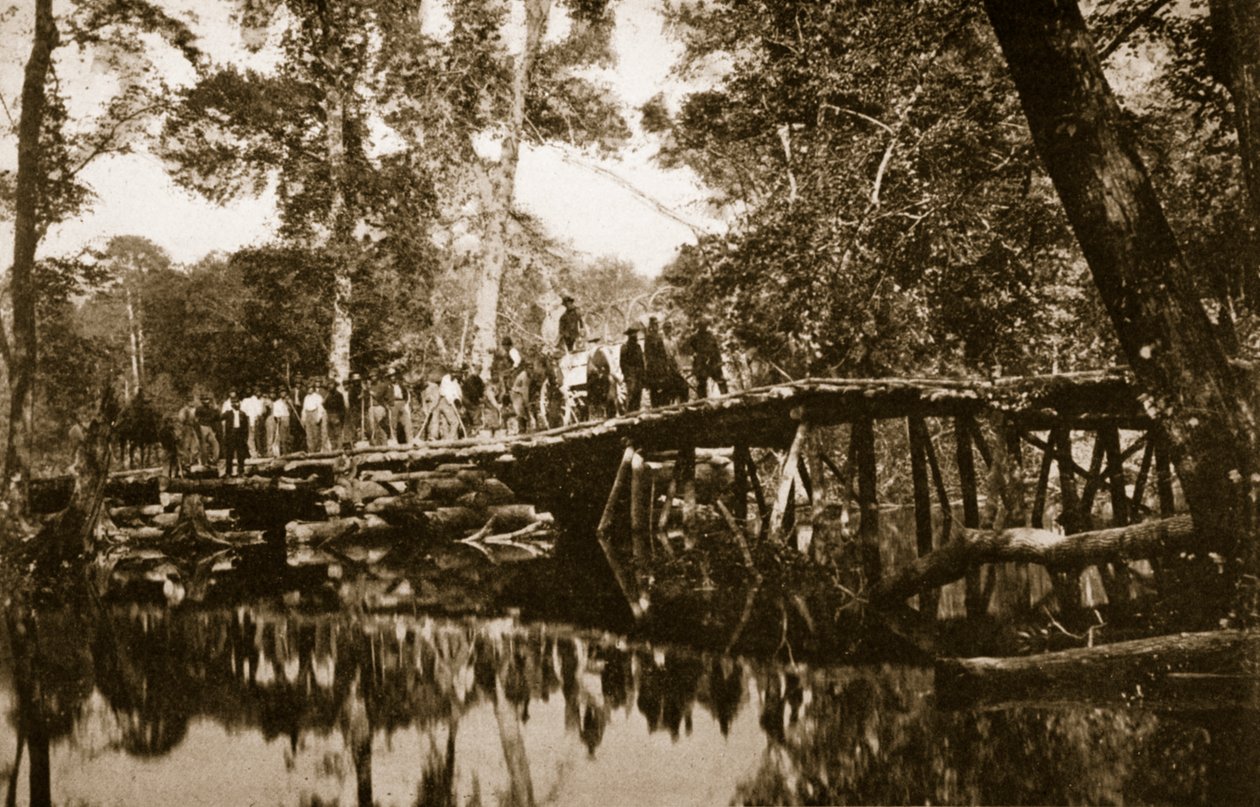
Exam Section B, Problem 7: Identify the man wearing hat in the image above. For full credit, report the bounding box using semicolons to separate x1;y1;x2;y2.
387;368;412;445
559;294;585;352
619;324;645;412
221;392;250;476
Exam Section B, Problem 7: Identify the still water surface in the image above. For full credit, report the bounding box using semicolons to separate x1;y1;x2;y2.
1;603;1254;806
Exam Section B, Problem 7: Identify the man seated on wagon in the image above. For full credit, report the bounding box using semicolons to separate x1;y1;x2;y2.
558;295;585;352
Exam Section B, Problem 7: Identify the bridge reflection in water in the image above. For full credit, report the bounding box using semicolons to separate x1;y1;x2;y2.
0;607;1254;806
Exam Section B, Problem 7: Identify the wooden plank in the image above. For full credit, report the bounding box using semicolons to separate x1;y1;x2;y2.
1099;425;1130;527
920;420;954;541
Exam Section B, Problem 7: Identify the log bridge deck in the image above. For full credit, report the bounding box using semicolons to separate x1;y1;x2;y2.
45;371;1176;618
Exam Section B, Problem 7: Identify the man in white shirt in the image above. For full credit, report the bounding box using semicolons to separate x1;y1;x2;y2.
301;382;325;453
387;370;412;445
240;389;264;457
269;389;291;456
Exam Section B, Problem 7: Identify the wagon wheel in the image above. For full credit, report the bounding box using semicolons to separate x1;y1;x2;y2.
538;375;564;430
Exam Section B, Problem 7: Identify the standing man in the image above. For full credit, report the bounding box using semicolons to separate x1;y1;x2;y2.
195;394;220;466
510;361;532;434
558;295;585;352
388;369;412;445
643;316;676;406
240;388;264;457
619;325;645;412
221;393;250;477
177;393;202;468
301;381;326;453
661;320;690;402
368;372;391;446
268;387;291;457
324;377;347;451
686;319;729;398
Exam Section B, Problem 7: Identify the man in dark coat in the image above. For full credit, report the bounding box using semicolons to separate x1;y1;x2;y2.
643;316;682;406
619;325;645;412
686;319;728;397
558;295;584;352
221;393;250;476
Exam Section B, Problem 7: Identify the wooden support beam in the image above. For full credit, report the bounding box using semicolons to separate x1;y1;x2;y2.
1031;439;1054;529
920;420;954;541
853;416;882;582
1099;426;1130;527
1154;432;1176;518
955;416;986;618
738;444;770;540
1130;435;1155;516
1098;425;1135;605
595;445;645;621
907;417;938;618
657;476;676;535
1051;426;1083;609
1077;433;1108;525
630;451;650;565
965;415;992;467
732;446;748;522
770;421;809;544
678;444;698;542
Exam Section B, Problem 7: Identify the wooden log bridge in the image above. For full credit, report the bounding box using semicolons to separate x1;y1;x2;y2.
37;370;1188;619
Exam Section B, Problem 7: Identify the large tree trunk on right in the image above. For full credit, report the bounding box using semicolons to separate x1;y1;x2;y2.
467;0;552;378
982;0;1260;610
1210;0;1260;231
4;0;57;522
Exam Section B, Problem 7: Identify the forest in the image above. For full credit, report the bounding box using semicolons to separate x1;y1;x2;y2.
0;0;1258;804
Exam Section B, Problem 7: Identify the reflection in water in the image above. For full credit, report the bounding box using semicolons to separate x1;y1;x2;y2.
0;607;1253;806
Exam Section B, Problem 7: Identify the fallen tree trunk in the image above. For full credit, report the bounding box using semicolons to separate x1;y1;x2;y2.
936;629;1260;707
871;515;1195;605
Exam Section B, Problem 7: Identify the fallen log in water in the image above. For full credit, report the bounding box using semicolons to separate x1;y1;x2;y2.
936;629;1260;708
871;515;1195;604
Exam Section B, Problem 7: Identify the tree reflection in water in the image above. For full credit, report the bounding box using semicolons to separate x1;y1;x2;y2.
1;606;1254;806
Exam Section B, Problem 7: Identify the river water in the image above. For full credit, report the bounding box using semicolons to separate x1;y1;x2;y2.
0;595;1255;807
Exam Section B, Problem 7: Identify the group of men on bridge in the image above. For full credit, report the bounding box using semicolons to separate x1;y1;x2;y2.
109;296;729;475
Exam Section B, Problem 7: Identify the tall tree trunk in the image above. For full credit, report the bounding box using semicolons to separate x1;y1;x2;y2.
125;286;141;394
4;0;57;520
982;0;1259;611
324;31;352;382
468;0;552;377
1210;0;1260;231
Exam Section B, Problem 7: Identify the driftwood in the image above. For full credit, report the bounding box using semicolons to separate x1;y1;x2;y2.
162;494;232;550
936;629;1260;708
872;515;1195;604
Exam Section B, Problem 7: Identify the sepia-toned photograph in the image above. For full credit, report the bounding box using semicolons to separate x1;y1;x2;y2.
0;0;1257;804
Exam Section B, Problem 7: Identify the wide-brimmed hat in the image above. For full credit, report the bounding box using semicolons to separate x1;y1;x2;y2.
562;294;575;304
624;325;640;335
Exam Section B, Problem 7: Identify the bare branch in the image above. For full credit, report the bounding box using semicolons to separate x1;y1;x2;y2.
1098;0;1174;61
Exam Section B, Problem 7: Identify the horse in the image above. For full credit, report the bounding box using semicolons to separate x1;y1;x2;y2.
116;392;180;475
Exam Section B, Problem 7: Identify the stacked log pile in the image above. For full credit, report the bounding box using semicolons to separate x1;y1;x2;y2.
285;462;554;551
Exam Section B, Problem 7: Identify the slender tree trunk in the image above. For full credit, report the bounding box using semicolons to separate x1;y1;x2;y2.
324;33;352;382
4;0;57;520
125;287;141;394
982;0;1260;610
468;0;552;377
